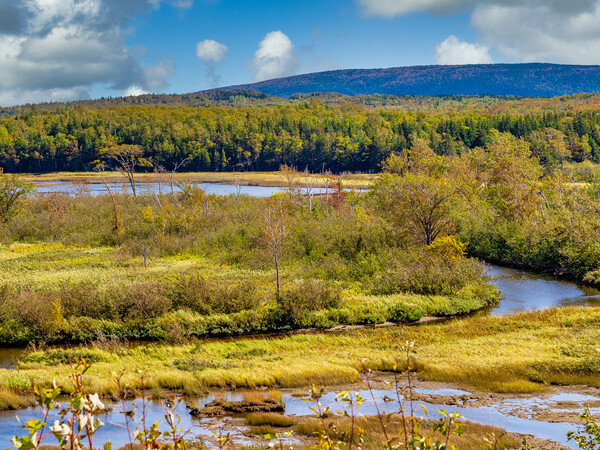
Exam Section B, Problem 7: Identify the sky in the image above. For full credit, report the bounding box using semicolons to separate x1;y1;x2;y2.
1;0;600;106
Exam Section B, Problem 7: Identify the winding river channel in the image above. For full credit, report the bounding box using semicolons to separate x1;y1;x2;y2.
1;265;599;447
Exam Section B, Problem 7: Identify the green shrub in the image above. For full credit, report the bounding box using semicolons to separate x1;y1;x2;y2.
374;251;488;297
168;273;262;315
386;304;423;323
276;279;343;326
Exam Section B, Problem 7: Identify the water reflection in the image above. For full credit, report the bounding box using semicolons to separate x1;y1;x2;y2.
0;348;21;370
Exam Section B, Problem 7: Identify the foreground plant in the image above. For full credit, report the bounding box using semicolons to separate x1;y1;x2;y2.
11;361;190;450
361;343;465;449
11;360;108;449
568;408;600;449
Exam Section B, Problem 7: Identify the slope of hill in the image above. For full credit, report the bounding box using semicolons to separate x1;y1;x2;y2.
210;63;600;98
0;90;284;116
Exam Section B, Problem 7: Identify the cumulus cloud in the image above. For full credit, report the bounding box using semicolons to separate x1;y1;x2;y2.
357;0;600;65
471;2;600;64
196;39;228;87
435;35;493;65
252;31;301;82
123;85;149;97
0;87;90;107
0;0;185;106
357;0;474;16
196;40;228;63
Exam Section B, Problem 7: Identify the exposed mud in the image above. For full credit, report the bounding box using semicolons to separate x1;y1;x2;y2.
189;399;285;417
509;434;570;450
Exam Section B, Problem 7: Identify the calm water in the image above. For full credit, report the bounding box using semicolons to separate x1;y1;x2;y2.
0;388;582;447
34;181;325;198
0;349;21;370
487;265;600;315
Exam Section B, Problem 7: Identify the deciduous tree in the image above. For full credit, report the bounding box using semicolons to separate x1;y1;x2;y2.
0;170;35;223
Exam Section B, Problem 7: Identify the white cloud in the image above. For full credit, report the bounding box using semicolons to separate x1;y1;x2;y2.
196;39;228;87
357;0;600;65
0;87;90;106
0;0;185;106
357;0;474;16
123;85;148;97
471;3;600;64
196;39;228;63
434;35;493;65
252;30;300;82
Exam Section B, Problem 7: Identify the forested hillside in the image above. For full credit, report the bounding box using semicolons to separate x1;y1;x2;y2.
215;63;600;98
1;98;600;173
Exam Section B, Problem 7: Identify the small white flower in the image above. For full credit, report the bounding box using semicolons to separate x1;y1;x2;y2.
88;393;105;411
79;413;89;429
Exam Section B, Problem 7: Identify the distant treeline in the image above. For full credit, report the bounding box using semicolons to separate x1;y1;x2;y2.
1;101;600;173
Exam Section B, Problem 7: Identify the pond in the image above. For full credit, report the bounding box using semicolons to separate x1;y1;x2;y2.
34;181;326;198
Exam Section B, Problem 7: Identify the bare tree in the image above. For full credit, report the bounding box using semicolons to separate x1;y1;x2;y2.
280;164;301;200
95;164;125;243
102;144;151;196
259;200;289;294
303;168;317;211
156;157;192;194
321;169;332;202
153;166;169;195
233;172;243;198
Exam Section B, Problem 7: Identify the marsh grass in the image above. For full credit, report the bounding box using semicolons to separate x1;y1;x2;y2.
22;171;376;190
242;390;282;403
246;412;298;427
0;237;495;345
248;424;277;436
0;188;498;344
293;416;518;449
0;387;34;410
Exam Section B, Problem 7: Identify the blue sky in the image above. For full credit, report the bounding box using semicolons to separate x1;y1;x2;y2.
1;0;599;106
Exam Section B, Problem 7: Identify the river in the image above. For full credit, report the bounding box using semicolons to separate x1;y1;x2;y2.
486;264;600;315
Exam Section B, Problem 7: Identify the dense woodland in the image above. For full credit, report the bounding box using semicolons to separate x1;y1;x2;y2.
2;92;600;174
216;63;600;98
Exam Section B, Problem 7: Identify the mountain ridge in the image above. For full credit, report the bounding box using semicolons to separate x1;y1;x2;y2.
206;63;600;98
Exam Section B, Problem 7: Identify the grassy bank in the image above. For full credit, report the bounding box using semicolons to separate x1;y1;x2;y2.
0;242;495;345
2;306;600;409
